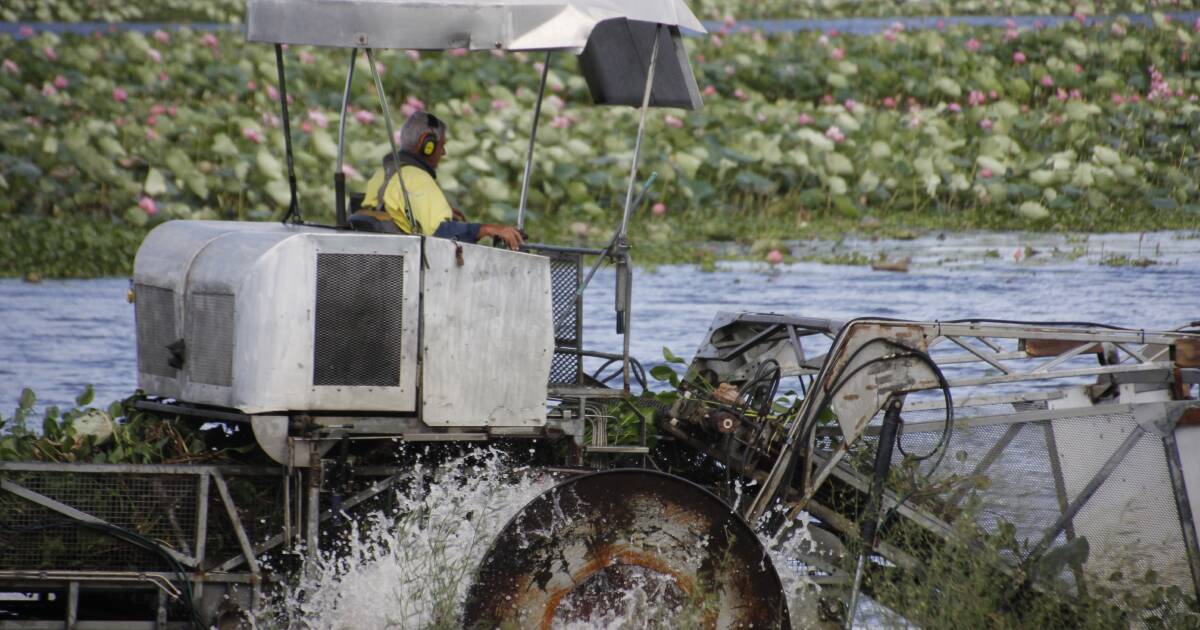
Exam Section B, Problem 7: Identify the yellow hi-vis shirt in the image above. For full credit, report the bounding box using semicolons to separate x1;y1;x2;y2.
361;166;452;235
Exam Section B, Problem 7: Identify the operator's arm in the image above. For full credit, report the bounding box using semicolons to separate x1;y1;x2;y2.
432;221;524;250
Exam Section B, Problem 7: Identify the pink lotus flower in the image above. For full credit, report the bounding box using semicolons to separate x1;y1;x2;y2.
550;115;572;129
948;102;962;113
936;19;946;30
167;105;176;116
1056;88;1068;101
818;35;830;47
830;47;845;60
449;48;468;57
150;104;166;115
882;96;897;109
827;28;840;37
154;29;170;45
884;30;897;42
201;33;218;49
1005;27;1020;41
1111;93;1125;104
989;90;998;100
1111;22;1127;37
734;88;747;101
139;197;158;215
766;249;784;265
844;98;858;111
246;80;257;91
24;116;42;128
18;25;34;38
267;84;279;100
1040;75;1054;87
664;114;684;128
300;120;313;134
710;34;723;48
968;90;986;106
43;46;58;62
242;127;263;143
146;114;157;127
824;125;845;143
53;75;68;89
979;119;994;130
42;84;57;97
1070;89;1082;100
354;110;374;124
652;202;667;216
307;109;328;128
891;21;906;32
341;164;362;179
491;99;508;111
1013;51;1027;64
145;127;159;141
112;87;128;103
797;113;814;125
980;168;994;179
147;48;162;64
703;85;717;97
405;50;421;61
822;93;834;104
965;38;981;52
159;72;170;83
298;50;315;64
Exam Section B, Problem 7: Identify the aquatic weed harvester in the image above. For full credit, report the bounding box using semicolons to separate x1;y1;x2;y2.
3;1;1200;627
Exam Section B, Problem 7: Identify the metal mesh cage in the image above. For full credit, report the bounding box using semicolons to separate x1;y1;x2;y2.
0;472;197;571
187;292;235;386
313;253;405;387
547;252;583;387
135;284;177;378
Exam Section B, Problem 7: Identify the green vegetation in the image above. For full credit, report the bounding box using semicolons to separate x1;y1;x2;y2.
3;15;1198;277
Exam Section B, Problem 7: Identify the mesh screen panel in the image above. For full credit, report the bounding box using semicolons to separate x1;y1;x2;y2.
135;284;177;378
313;253;405;387
187;292;235;386
547;253;582;386
0;472;197;571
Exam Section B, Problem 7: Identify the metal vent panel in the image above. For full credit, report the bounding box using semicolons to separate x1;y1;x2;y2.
187;292;235;386
134;284;177;378
313;253;405;387
547;252;582;386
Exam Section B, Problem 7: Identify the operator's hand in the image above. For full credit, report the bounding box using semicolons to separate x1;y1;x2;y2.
478;224;525;250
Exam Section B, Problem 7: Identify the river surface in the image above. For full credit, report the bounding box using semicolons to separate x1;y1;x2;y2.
2;231;1197;412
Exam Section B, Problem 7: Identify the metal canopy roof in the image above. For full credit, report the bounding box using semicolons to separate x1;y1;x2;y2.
246;0;705;108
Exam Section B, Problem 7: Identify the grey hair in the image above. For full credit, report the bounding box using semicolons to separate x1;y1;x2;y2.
399;111;446;153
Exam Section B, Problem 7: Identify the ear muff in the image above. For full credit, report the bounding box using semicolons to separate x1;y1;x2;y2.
419;132;437;156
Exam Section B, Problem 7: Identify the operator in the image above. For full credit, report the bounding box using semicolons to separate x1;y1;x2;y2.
358;111;524;250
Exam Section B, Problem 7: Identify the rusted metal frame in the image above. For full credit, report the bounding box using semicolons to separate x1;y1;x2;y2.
944;422;1025;510
717;324;783;363
209;470;260;576
933;349;1026;366
946;335;1014;374
1041;420;1088;595
1162;431;1200;599
216;473;407;572
0;478;198;568
0;462;282;476
1030;339;1103;373
1028;425;1146;558
814;452;956;540
903;390;1063;412
950;361;1174;389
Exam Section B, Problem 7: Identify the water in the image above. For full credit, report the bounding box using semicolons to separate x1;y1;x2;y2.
2;231;1197;412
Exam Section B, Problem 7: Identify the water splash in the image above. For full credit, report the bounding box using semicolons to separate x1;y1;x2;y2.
262;449;827;629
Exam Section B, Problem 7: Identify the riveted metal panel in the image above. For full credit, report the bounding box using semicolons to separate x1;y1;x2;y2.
135;284;177;379
188;293;236;386
313;253;405;387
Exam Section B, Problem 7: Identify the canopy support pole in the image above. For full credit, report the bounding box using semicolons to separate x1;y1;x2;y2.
616;24;661;393
365;48;417;231
618;24;661;240
274;43;301;224
516;51;552;233
335;48;359;228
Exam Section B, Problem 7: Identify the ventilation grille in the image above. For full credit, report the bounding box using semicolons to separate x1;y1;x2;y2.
548;252;583;386
134;284;177;378
187;292;235;386
313;253;405;387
